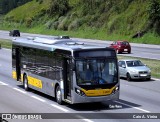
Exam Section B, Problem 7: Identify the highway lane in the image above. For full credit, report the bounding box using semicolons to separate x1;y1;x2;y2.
119;47;160;60
0;30;160;60
0;49;160;122
0;86;85;122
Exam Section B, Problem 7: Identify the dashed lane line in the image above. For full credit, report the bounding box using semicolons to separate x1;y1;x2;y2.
13;88;27;94
31;95;46;103
0;81;8;86
1;79;154;121
50;104;94;122
0;80;94;121
50;104;69;112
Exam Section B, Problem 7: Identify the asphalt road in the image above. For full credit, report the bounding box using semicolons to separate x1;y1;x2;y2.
0;30;160;60
0;49;160;122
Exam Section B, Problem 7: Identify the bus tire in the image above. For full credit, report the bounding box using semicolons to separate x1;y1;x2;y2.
23;75;29;91
56;85;63;104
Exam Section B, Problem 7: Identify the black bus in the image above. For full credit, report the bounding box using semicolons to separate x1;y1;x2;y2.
12;37;119;104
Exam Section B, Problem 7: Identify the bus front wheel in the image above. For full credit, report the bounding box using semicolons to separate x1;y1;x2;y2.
23;75;29;91
56;85;63;104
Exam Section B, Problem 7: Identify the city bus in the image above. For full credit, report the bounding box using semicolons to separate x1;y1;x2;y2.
12;37;120;104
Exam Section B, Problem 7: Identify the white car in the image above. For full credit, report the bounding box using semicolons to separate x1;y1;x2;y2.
118;59;151;81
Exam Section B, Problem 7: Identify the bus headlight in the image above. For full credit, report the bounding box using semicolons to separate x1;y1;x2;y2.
112;86;119;94
75;88;86;96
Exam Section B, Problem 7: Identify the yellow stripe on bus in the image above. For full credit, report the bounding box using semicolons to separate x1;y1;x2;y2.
12;71;17;79
81;87;115;97
21;74;23;82
27;76;42;89
12;71;22;82
12;71;42;89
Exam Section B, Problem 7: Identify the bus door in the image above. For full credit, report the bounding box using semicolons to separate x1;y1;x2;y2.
15;48;21;81
63;58;71;100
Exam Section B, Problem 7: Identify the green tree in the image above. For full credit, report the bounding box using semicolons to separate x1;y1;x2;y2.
148;0;160;34
0;0;31;14
49;0;70;16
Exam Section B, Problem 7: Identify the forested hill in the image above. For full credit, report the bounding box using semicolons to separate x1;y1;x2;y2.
0;0;32;14
1;0;160;44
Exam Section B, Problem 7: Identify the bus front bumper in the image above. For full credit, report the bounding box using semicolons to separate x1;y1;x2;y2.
71;91;119;104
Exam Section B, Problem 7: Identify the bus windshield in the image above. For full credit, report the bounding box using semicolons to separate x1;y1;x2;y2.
75;59;118;85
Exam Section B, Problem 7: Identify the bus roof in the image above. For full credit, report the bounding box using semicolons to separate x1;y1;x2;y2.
12;37;113;52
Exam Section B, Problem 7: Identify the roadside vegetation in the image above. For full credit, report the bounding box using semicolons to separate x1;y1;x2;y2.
0;39;11;49
0;0;160;44
0;0;31;14
118;56;160;79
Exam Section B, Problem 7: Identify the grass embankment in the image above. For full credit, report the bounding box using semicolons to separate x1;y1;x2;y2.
118;56;160;79
1;0;160;44
0;39;11;49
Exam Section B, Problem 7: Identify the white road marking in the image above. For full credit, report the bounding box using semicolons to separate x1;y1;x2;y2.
31;95;46;103
13;88;26;94
132;107;150;113
76;115;94;122
152;78;159;81
115;101;150;113
0;81;8;86
82;119;94;122
51;104;69;112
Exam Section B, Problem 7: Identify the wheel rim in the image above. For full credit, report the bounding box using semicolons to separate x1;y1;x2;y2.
56;88;61;102
24;78;28;89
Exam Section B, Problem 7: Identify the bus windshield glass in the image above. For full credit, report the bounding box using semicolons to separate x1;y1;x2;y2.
75;59;118;85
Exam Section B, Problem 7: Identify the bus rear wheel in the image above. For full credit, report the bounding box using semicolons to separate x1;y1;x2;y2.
56;85;63;104
23;75;29;91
